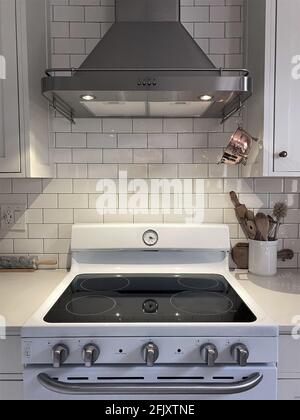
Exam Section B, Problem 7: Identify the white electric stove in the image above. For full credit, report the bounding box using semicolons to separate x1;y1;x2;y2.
22;224;278;400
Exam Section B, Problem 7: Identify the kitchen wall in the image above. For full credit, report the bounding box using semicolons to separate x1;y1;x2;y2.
1;0;300;269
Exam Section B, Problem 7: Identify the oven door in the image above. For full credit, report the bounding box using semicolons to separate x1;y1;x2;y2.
24;365;277;400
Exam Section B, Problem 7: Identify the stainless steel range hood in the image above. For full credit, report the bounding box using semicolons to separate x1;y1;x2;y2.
42;0;252;122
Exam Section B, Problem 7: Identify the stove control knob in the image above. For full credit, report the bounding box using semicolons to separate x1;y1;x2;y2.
52;344;69;368
231;344;249;367
200;344;218;367
143;342;159;367
83;344;100;368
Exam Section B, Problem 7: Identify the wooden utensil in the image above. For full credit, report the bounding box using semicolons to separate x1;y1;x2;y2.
230;191;254;239
255;213;270;241
267;215;276;240
246;220;257;240
247;210;255;222
232;243;249;269
230;191;247;218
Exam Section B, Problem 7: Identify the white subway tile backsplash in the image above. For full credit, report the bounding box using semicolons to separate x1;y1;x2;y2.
133;119;163;134
53;6;84;22
57;164;88;178
42;179;73;194
118;134;147;149
72;149;103;163
224;179;254;193
26;209;43;224
88;164;119;178
0;240;13;254
254;178;284;193
103;149;133;163
59;194;89;209
44;209;74;224
51;149;72;163
28;224;58;239
163;119;194;133
72;118;102;133
118;164;148;179
84;6;115;22
269;194;299;209
164;149;193;164
178;134;208;148
12;179;42;194
103;118;132;133
87;134;117;148
28;194;58;209
56;133;86;148
74;208;103;223
148;134;178;149
1;1;300;269
0;180;12;194
134;149;163;164
14;239;44;254
59;224;73;239
44;239;71;254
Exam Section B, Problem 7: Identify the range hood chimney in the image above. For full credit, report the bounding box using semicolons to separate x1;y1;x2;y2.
42;0;252;122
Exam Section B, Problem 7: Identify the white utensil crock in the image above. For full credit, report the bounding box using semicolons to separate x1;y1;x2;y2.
248;240;278;277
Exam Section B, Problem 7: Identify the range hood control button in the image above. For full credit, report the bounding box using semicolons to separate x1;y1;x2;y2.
52;344;69;368
200;344;218;367
83;344;100;368
143;342;159;367
231;344;249;367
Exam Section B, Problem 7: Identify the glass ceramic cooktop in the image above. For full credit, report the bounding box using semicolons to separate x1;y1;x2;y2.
44;274;257;324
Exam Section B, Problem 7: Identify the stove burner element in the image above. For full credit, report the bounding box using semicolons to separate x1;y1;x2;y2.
80;276;129;292
170;292;234;316
178;277;222;291
66;296;116;316
143;299;159;314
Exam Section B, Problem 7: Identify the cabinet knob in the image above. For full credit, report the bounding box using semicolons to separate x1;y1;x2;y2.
279;151;288;158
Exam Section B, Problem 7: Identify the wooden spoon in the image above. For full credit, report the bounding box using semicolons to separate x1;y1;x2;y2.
229;191;250;238
230;191;247;219
246;220;257;240
255;213;270;241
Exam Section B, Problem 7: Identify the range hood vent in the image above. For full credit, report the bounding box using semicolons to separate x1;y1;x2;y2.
42;0;252;122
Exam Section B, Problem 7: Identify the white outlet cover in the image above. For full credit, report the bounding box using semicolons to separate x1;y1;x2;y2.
1;205;26;232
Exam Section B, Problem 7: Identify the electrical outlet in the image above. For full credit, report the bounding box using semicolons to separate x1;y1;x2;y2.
1;205;26;232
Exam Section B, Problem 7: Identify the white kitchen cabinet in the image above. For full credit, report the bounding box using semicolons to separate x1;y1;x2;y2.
0;335;23;400
244;0;300;177
278;335;300;400
0;378;23;401
0;0;21;173
0;0;53;178
278;380;300;401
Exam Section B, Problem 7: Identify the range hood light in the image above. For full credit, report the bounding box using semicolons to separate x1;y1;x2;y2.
200;95;214;102
80;94;96;101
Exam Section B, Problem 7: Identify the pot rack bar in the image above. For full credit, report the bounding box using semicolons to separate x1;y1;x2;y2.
43;67;250;124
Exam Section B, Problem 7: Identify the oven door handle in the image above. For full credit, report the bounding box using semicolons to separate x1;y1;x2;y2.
37;373;263;396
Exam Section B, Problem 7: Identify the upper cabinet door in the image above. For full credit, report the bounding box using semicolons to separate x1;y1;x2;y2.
274;0;300;172
0;0;21;173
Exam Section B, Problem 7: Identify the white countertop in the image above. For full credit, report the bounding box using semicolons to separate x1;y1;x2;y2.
0;269;300;335
0;270;66;334
236;270;300;334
